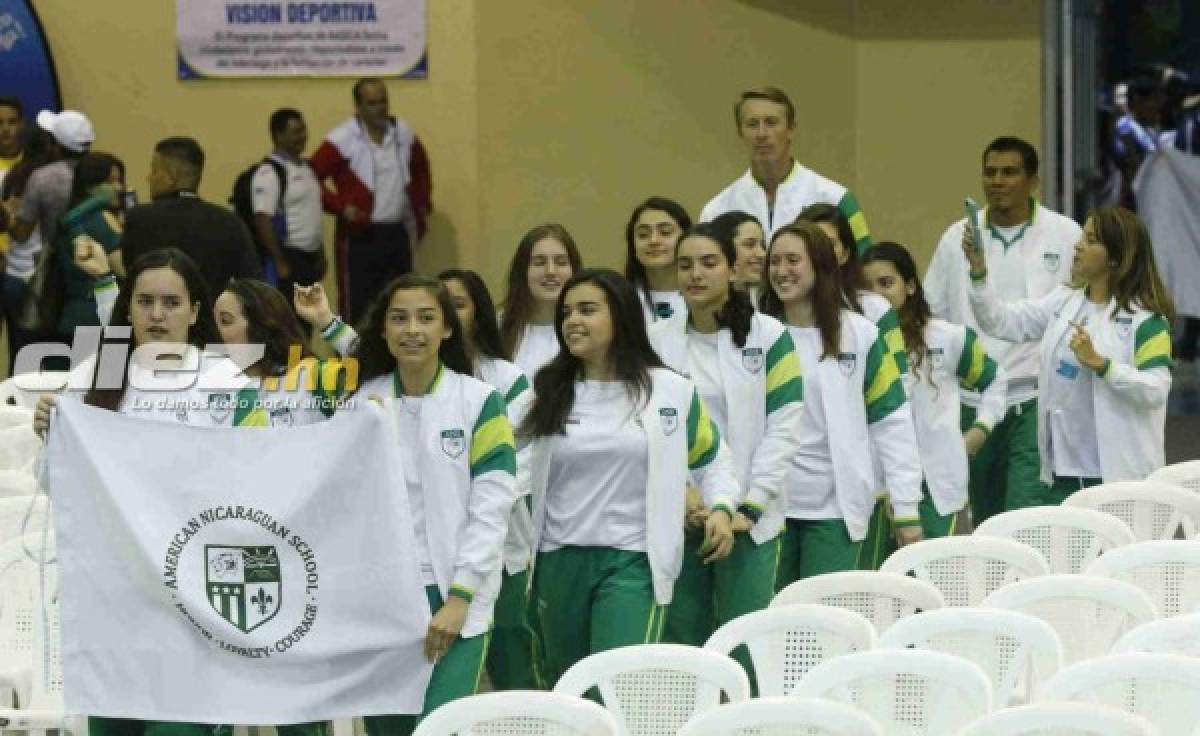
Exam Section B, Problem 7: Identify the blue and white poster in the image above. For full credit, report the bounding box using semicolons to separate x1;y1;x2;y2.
0;0;63;116
177;0;427;79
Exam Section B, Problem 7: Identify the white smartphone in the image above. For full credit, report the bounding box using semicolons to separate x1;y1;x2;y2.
964;197;985;255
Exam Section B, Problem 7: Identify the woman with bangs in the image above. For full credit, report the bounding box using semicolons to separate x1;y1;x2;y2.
623;196;690;323
759;223;923;584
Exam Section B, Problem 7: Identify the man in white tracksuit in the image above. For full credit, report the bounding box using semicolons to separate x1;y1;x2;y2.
923;136;1082;523
700;86;872;253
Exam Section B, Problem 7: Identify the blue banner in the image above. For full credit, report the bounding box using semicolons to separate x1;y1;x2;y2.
0;0;62;117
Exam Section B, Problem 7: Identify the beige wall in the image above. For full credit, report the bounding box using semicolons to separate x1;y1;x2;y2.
27;0;1043;294
854;0;1044;265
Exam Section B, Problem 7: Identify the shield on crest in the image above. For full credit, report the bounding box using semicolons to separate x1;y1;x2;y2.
1115;316;1132;338
441;429;466;458
742;347;764;373
659;407;679;435
838;352;857;376
1043;252;1061;273
205;545;281;634
208;393;233;423
929;347;946;369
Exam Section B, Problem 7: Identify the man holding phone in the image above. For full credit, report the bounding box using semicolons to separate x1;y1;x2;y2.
923;136;1082;524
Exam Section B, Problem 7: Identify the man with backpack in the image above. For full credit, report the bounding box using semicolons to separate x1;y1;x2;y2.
233;108;324;298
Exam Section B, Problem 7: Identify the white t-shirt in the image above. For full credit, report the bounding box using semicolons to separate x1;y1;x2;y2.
251;155;323;253
395;395;436;584
1046;300;1105;478
785;326;838;519
542;381;648;551
686;328;727;432
370;133;406;224
513;324;560;381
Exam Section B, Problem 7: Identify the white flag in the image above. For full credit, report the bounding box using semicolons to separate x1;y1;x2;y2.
47;400;433;723
1134;146;1200;319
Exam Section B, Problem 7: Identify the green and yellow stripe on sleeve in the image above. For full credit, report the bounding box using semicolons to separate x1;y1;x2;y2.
863;335;907;424
765;330;804;414
504;374;531;405
470;391;517;478
686;389;721;471
1134;315;1173;371
837;190;873;254
873;307;908;374
956;326;998;391
233;387;271;427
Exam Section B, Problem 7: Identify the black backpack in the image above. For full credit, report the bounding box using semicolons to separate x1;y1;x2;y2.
230;157;287;259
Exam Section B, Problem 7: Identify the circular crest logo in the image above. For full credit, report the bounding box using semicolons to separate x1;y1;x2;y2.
163;506;320;659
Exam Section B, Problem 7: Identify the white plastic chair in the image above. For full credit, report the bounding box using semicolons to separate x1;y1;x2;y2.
957;702;1158;736
552;644;749;736
678;697;883;736
412;691;619;736
1083;540;1200;618
0;497;50;547
0;534;61;735
1064;481;1200;540
878;607;1061;706
975;506;1136;575
703;604;876;697
794;649;992;734
1149;459;1200;496
772;571;945;634
1112;612;1200;657
1040;653;1200;735
0;374;67;410
879;536;1050;607
983;575;1157;665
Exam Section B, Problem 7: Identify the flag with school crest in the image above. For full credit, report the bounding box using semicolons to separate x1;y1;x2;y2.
46;400;433;723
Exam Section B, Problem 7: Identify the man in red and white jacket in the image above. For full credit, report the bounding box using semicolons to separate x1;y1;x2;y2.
311;77;432;322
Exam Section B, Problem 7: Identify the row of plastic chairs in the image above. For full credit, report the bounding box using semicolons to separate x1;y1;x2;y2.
408;642;1199;735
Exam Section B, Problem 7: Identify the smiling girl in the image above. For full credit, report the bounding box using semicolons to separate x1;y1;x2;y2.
500;224;583;380
760;223;923;582
623;196;690;323
521;268;738;686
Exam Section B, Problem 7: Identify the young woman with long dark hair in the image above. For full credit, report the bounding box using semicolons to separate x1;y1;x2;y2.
709;210;766;299
645;222;802;683
862;242;1006;539
521;268;738;686
623;196;690;322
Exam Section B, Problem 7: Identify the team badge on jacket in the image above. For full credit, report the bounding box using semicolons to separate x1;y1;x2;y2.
659;407;679;435
208;393;233;423
1043;252;1061;273
1115;316;1133;338
206;545;281;634
929;346;946;369
742;347;764;373
838;352;857;376
441;428;466;458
